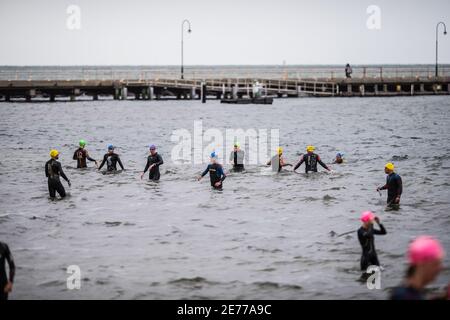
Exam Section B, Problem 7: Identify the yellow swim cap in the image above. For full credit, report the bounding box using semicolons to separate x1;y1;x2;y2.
277;147;283;155
385;162;394;171
306;145;315;152
50;149;59;158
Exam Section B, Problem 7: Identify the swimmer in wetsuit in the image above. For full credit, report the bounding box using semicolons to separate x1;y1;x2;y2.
140;144;163;181
266;147;290;172
391;236;444;300
73;139;97;168
377;162;402;209
357;211;387;277
229;142;245;172
0;241;15;301
98;144;124;172
293;145;331;173
45;149;71;199
198;152;226;190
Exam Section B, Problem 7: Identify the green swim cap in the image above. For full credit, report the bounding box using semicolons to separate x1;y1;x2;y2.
79;139;86;147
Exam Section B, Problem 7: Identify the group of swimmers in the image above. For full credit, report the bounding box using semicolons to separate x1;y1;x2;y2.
45;141;353;195
0;139;446;300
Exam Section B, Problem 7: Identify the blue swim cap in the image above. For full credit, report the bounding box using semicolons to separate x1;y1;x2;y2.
210;152;217;158
149;144;156;150
107;144;114;150
337;152;344;157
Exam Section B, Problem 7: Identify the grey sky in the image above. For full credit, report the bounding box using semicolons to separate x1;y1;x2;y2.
0;0;449;65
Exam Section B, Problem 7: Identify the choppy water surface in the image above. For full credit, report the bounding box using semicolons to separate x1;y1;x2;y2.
1;96;449;299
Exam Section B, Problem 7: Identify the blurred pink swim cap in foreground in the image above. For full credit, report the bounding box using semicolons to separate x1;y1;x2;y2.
408;236;445;265
360;211;375;223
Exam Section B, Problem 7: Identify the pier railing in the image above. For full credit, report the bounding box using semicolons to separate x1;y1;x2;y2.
0;66;449;81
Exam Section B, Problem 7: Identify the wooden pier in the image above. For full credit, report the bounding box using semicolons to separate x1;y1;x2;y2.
0;76;449;102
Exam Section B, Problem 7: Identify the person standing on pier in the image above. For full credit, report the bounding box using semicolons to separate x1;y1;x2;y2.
377;163;402;209
229;142;245;172
45;149;71;199
73;139;97;168
0;241;15;301
345;63;353;79
98;144;124;172
198;152;227;190
358;211;387;278
140;144;163;181
293;146;331;173
391;236;444;300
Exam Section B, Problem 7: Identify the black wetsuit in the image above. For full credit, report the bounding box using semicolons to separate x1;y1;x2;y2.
98;152;124;172
0;242;15;301
294;153;329;173
73;148;96;168
230;150;245;172
201;163;226;190
380;172;402;205
143;153;164;181
45;159;69;198
390;285;425;300
357;223;387;271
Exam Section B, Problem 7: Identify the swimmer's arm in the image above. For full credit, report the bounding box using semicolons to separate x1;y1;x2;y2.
200;165;210;178
293;156;305;171
318;156;330;171
45;162;49;177
98;155;107;170
117;156;125;170
58;163;69;182
4;244;15;283
396;177;403;197
85;151;96;162
143;157;150;173
219;166;226;181
374;223;387;235
155;154;163;166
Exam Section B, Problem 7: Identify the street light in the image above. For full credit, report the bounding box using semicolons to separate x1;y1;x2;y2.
435;21;447;77
181;19;192;80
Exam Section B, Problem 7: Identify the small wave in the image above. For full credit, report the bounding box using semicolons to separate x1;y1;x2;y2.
38;280;64;288
322;194;337;201
104;221;122;227
247;246;282;254
257;267;277;272
168;277;218;286
252;281;302;291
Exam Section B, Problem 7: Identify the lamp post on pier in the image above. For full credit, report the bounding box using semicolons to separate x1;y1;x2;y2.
435;22;447;77
181;19;192;80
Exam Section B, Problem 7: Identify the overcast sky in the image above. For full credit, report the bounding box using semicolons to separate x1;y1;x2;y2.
0;0;449;65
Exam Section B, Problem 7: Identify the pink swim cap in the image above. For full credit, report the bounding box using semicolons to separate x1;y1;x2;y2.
360;211;375;223
408;236;445;265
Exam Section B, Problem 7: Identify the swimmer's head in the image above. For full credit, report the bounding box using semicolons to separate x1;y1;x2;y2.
385;162;394;174
50;149;59;159
306;145;315;153
407;236;444;285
